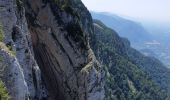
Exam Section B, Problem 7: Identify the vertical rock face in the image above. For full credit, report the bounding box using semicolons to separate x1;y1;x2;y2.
0;0;104;100
0;0;48;99
0;0;30;99
24;0;104;99
0;43;29;100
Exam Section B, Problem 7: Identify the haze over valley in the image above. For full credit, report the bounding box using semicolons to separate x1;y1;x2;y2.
90;11;170;68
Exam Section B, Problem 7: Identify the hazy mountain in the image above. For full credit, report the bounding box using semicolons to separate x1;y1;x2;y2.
91;12;170;68
91;12;152;48
140;21;170;35
138;22;170;68
140;49;158;57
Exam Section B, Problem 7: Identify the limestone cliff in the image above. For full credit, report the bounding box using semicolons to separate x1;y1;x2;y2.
0;0;49;99
0;0;104;100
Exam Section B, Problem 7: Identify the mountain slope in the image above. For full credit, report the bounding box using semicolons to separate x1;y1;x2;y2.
91;12;152;47
91;20;170;99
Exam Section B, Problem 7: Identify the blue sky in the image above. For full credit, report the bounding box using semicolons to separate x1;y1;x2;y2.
81;0;170;23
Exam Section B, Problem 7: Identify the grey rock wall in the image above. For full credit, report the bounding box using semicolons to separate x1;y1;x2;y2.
0;0;105;100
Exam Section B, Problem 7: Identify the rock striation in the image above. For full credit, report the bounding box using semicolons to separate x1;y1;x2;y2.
0;0;104;100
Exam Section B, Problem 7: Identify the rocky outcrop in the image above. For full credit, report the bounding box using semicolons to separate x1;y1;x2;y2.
0;0;104;100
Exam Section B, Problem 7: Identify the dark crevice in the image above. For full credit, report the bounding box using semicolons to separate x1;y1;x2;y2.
64;34;77;54
12;26;20;42
33;43;65;100
32;68;37;90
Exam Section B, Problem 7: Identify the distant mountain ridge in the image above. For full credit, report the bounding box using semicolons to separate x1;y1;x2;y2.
91;12;152;48
91;12;170;68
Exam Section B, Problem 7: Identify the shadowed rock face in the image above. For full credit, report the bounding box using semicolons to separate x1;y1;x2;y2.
24;0;105;100
0;0;104;100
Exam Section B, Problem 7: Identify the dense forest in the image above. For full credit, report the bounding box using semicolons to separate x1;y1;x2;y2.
91;20;170;100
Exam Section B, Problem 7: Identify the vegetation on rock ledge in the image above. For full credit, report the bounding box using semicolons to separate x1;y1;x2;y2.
0;80;11;100
0;23;4;42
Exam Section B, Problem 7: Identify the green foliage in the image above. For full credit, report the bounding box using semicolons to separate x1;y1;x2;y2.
66;22;85;47
0;81;11;100
0;42;15;56
61;0;72;11
0;23;4;42
6;43;16;56
92;20;170;100
53;0;80;18
127;48;170;93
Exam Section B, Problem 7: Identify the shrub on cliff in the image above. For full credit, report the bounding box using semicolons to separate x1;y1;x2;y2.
0;80;11;100
0;23;4;42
